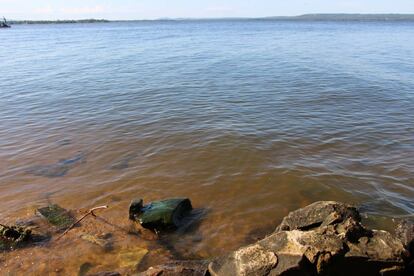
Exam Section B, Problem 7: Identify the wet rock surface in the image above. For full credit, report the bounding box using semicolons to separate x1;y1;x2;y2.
395;220;414;256
142;201;412;276
395;220;414;275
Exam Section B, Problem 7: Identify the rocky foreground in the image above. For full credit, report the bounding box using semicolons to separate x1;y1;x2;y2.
137;201;414;276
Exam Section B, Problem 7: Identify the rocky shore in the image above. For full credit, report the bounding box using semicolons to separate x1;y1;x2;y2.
2;201;413;275
137;201;414;276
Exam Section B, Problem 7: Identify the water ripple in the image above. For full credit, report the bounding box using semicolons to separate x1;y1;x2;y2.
0;21;413;271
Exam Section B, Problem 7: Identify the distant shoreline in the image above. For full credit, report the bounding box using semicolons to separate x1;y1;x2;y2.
8;14;414;24
8;19;109;25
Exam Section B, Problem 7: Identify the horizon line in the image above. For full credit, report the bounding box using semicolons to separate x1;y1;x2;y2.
6;13;414;22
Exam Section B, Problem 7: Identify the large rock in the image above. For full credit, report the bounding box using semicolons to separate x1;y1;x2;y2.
395;220;414;275
395;220;414;256
331;230;407;275
209;244;278;276
208;201;409;276
275;201;360;232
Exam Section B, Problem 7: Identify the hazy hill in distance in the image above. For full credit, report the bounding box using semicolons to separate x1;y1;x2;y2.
261;14;414;21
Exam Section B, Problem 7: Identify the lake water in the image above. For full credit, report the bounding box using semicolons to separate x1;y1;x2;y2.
0;20;414;274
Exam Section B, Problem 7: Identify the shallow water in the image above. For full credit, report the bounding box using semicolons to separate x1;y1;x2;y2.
0;20;414;274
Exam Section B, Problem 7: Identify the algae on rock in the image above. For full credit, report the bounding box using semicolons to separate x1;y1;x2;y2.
37;204;76;230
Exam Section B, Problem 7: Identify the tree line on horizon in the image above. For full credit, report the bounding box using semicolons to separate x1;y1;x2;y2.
7;14;414;24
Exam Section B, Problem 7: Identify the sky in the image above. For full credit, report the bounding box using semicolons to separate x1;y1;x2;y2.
1;0;414;20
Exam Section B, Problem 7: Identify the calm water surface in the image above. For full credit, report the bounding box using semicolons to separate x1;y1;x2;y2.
0;21;414;274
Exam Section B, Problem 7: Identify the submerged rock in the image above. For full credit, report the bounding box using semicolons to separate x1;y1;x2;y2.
26;164;71;178
80;233;113;252
78;262;94;276
26;152;86;178
0;224;32;251
87;272;121;276
138;260;209;276
208;201;410;276
117;247;149;269
129;198;193;230
37;204;76;230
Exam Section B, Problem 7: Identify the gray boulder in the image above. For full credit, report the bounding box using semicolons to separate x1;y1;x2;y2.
275;201;360;232
208;244;278;276
395;220;414;255
395;220;414;275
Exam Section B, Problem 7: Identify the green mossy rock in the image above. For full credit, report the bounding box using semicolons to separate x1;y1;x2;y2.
37;204;76;230
129;198;192;230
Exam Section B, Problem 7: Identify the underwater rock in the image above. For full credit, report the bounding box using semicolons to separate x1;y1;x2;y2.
26;164;70;178
80;233;113;252
37;204;76;230
78;262;94;276
0;224;32;251
26;152;86;178
129;198;193;230
87;272;120;276
138;260;209;276
117;247;149;269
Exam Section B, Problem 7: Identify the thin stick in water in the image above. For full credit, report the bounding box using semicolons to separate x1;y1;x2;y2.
56;205;108;241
